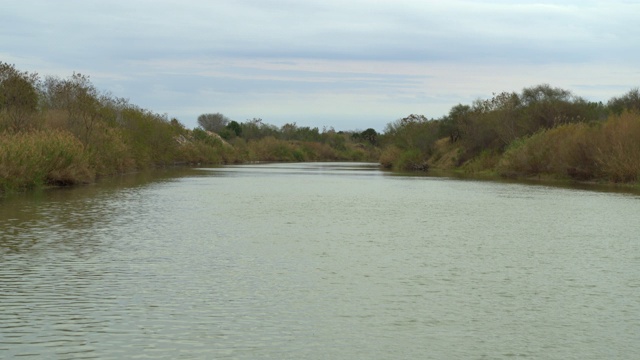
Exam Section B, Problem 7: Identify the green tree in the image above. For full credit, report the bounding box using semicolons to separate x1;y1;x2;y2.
240;118;279;140
360;128;378;145
440;104;471;143
380;114;439;170
226;120;242;137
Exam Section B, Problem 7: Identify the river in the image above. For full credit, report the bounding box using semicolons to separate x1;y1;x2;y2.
1;162;639;359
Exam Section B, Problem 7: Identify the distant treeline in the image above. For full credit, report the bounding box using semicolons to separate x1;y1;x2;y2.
1;62;639;193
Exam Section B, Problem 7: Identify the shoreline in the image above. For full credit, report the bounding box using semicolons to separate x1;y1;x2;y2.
5;162;639;199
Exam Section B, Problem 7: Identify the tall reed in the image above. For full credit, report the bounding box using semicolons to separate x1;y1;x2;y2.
497;111;640;182
0;130;94;192
594;111;640;182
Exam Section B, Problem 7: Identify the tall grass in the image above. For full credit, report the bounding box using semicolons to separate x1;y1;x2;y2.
594;111;640;182
0;130;94;192
378;145;428;171
244;137;372;163
2;64;384;195
247;137;304;162
86;122;136;176
497;111;640;182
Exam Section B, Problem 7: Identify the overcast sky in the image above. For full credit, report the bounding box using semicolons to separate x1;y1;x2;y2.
2;0;639;131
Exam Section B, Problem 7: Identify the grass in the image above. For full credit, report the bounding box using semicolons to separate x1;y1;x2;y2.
0;130;94;192
496;111;640;183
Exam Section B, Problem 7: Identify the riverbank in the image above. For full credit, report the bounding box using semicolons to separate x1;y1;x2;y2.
376;85;640;185
1;62;381;195
0;129;378;194
2;63;639;194
383;111;640;187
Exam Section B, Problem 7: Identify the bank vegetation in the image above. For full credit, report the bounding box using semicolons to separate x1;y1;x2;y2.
0;63;378;193
1;62;639;193
378;85;640;185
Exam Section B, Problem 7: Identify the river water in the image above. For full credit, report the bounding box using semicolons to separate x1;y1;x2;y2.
1;162;639;359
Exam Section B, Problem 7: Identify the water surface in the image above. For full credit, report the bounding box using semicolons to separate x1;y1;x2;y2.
1;163;639;359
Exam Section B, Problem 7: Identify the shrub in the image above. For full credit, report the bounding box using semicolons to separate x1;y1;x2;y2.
177;141;224;164
464;149;500;173
496;114;640;183
0;130;93;192
86;123;135;176
300;141;338;161
497;124;593;179
379;145;402;169
594;111;640;182
395;149;428;171
248;137;297;161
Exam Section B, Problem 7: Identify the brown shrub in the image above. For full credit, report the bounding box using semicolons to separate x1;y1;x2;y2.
593;111;640;182
379;145;402;169
497;112;640;183
0;130;94;192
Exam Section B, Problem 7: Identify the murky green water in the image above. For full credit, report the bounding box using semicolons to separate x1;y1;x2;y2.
1;163;639;359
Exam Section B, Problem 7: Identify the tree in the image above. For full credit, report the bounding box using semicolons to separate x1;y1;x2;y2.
608;88;640;115
197;113;229;132
440;104;471;143
280;122;298;140
0;62;40;132
240;118;278;140
360;128;378;145
40;73;102;143
226;120;242;137
382;114;439;156
519;84;579;130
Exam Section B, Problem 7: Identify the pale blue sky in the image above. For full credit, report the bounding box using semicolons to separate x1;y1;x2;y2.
2;0;639;131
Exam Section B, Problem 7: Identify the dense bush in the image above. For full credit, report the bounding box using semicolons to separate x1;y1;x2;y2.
379;84;639;183
497;112;640;182
595;111;640;182
0;130;93;191
2;62;640;193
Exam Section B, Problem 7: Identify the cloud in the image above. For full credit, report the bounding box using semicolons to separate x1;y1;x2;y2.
2;0;639;130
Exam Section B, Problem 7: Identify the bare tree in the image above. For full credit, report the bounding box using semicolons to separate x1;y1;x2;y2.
197;113;229;132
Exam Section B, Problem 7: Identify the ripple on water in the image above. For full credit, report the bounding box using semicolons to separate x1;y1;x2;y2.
1;164;640;359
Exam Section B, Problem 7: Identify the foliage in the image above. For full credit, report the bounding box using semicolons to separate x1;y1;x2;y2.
280;122;323;142
497;112;640;182
607;88;640;115
594;111;640;182
39;73;105;144
383;114;439;153
378;145;427;171
394;149;428;171
86;122;135;176
197;112;230;132
0;64;383;194
4;62;640;192
248;136;298;161
380;84;640;181
240;118;279;140
0;62;40;132
352;128;378;145
226;120;242;137
0;130;94;192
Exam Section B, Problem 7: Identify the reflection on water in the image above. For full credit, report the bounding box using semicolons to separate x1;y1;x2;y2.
1;163;639;359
